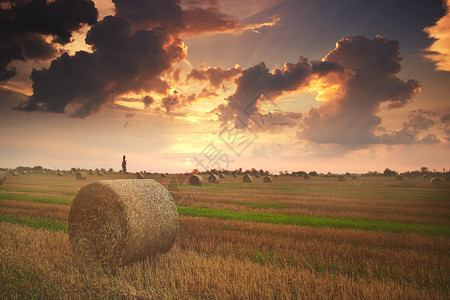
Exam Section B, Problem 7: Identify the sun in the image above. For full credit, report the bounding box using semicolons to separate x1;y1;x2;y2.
185;160;191;166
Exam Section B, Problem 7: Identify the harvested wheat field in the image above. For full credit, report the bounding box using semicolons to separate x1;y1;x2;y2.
0;172;449;299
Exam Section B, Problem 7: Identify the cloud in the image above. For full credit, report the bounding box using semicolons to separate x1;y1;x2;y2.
181;0;279;36
301;36;421;148
16;9;187;118
186;65;243;88
0;0;98;82
216;57;342;128
378;111;439;144
423;0;450;71
112;0;183;30
440;113;450;141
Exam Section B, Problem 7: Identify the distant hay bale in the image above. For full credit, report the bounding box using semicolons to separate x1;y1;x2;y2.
430;177;441;185
422;175;429;180
304;174;310;180
263;176;273;183
337;175;346;182
219;174;225;179
352;175;358;180
136;172;144;179
255;174;260;178
76;172;87;180
57;171;64;177
161;173;167;178
208;174;220;183
189;174;203;186
445;176;450;182
396;175;404;181
274;174;278;178
68;179;178;268
0;172;7;184
12;171;19;176
89;171;95;175
324;175;330;179
293;174;298;177
97;172;103;176
233;174;238;178
243;174;253;183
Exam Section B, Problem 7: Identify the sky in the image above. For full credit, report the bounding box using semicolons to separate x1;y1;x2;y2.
0;0;449;174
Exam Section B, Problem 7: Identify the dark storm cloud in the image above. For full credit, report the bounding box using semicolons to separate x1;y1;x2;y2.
182;6;238;35
301;36;421;147
0;0;97;81
112;0;183;30
216;57;341;128
17;11;186;118
379;111;439;144
187;65;242;88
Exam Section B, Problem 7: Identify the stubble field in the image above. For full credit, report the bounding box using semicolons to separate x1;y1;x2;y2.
0;172;449;299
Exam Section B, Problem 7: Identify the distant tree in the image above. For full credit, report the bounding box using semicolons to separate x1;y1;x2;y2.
420;167;429;173
309;171;318;176
122;155;127;173
383;168;398;176
32;166;43;171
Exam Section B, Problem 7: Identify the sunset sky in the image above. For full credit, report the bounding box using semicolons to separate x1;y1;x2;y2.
1;0;449;173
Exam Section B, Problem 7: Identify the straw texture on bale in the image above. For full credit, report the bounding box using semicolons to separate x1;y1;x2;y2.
263;176;273;183
189;174;203;186
243;174;253;183
136;172;144;179
396;175;403;181
208;174;220;183
430;177;441;185
304;174;310;180
68;179;178;268
337;175;346;182
76;172;87;180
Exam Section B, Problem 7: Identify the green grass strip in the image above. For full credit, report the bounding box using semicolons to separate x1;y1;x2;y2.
177;206;450;236
0;214;67;232
0;193;71;205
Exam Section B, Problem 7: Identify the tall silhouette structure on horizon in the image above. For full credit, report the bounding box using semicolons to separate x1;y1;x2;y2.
122;155;127;174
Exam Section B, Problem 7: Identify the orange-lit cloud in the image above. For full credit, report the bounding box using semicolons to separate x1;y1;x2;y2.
187;65;243;88
423;0;450;71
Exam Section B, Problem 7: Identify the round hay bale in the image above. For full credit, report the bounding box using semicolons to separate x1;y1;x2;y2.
161;173;167;178
136;172;144;179
293;174;298;177
68;179;178;268
274;174;278;178
57;171;64;177
89;171;95;175
445;176;450;182
337;175;346;182
12;171;19;176
208;174;220;183
324;175;330;179
263;176;273;183
304;174;310;180
189;174;203;186
422;174;429;180
233;174;238;178
396;175;403;181
0;171;7;184
243;174;253;183
76;172;87;180
430;177;441;185
352;175;358;180
219;174;225;179
97;172;103;176
254;174;260;178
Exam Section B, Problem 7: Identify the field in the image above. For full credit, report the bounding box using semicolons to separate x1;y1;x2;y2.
0;172;449;299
